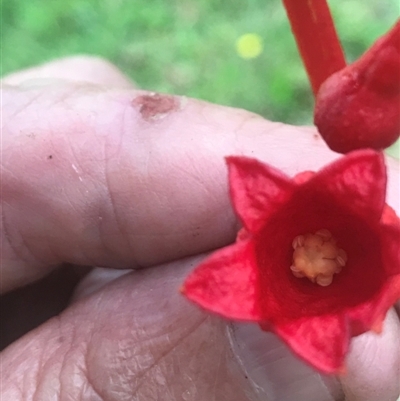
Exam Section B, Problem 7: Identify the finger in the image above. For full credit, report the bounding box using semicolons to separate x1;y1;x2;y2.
1;55;135;88
339;309;400;401
2;85;399;292
230;310;400;401
229;324;342;401
0;256;264;401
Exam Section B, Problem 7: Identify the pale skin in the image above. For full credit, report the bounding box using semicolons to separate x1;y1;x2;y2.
1;56;399;401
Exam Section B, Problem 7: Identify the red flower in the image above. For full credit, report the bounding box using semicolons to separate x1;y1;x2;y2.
182;150;400;373
314;20;400;153
282;0;399;153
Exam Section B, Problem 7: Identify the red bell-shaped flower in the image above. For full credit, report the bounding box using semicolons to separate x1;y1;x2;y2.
314;20;400;153
182;150;400;373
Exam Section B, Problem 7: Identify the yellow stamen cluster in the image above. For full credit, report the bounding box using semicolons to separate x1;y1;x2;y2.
291;229;347;287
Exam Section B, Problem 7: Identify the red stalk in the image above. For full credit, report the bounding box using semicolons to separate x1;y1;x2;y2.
282;0;346;95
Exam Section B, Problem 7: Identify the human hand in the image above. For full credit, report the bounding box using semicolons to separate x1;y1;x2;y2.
1;56;399;401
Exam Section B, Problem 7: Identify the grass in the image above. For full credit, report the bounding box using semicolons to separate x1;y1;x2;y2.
2;0;399;155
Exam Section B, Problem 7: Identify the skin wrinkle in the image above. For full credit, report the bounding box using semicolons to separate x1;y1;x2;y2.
58;328;78;401
29;324;60;401
102;97;140;265
10;336;37;400
46;85;83;110
85;127;134;265
91;136;129;267
82;326;110;401
82;326;117;401
107;115;187;265
171;151;223;206
231;114;279;153
63;347;96;401
6;89;43;120
1;203;56;293
80;369;104;401
32;207;71;267
96;204;123;270
104;156;136;264
0;163;43;270
132;316;208;395
36;317;70;401
61;137;106;265
19;227;52;267
15;170;70;266
1;203;20;262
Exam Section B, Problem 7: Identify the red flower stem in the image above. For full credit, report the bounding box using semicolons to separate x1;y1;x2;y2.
282;0;346;96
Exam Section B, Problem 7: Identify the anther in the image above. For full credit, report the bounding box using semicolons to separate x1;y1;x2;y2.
290;229;347;286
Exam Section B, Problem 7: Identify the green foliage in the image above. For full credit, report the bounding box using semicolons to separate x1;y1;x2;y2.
2;0;399;134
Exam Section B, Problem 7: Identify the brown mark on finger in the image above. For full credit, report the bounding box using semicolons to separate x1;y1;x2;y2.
132;92;183;122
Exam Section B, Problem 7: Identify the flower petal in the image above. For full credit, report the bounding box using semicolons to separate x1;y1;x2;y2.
370;276;400;333
381;225;400;276
272;315;349;373
304;149;386;221
182;240;262;320
347;276;400;336
226;156;294;232
347;214;400;335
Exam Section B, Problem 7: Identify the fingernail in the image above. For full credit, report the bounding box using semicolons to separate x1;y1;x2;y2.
228;323;344;401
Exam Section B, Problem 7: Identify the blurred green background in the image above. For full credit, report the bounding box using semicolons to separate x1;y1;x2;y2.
2;0;399;155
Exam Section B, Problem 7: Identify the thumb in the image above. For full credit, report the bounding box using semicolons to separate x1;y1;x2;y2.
1;256;262;401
